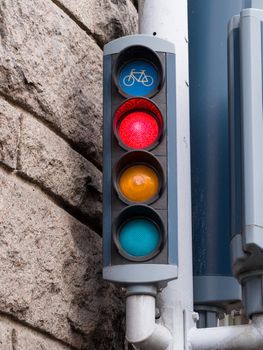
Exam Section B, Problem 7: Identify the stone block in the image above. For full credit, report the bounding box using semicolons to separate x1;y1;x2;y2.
0;314;72;350
18;113;102;230
0;169;124;349
0;0;103;166
57;0;138;47
0;98;21;169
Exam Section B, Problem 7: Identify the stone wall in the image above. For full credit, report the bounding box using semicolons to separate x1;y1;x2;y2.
0;0;137;349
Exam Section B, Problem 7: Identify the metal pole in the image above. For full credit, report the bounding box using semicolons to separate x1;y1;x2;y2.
139;1;194;349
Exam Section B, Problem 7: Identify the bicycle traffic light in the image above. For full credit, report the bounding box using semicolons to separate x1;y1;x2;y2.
103;35;178;286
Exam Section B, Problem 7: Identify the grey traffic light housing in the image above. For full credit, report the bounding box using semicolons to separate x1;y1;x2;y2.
103;35;178;286
229;9;263;317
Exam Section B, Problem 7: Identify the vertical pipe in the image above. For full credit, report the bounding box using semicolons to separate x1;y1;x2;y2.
139;1;194;348
126;294;172;350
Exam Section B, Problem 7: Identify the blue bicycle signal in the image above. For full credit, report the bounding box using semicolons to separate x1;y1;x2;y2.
118;60;159;97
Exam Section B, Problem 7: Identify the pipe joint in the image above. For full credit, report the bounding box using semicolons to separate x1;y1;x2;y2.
126;291;172;350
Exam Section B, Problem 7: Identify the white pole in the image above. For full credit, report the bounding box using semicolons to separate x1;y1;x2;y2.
139;1;194;349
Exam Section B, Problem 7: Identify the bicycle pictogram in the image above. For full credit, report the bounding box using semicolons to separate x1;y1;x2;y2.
123;68;154;87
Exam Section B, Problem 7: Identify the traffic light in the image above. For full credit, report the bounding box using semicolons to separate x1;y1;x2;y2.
228;9;263;317
103;35;178;286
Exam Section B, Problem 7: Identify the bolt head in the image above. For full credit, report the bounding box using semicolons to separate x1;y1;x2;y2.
192;312;199;322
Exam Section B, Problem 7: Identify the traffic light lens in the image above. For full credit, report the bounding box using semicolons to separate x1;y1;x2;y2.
119;218;160;257
119;60;159;97
114;98;163;151
119;165;159;202
118;111;159;149
113;151;164;205
113;205;165;261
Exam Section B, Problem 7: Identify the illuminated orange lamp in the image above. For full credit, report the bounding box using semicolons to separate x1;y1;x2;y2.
119;164;159;203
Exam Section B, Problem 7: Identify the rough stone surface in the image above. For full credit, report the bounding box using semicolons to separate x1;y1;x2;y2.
0;314;72;350
0;99;21;170
18;113;102;230
56;0;138;47
0;0;103;167
0;169;125;350
0;0;138;347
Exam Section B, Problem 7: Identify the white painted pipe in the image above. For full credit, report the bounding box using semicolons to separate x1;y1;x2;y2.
139;1;194;349
188;314;263;350
126;295;172;350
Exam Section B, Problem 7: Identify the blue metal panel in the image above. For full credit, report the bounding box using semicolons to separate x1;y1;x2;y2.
189;0;243;276
244;0;252;7
167;52;178;266
103;54;112;267
188;0;244;305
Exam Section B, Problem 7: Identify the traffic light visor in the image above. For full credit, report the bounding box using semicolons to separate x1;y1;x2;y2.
114;45;164;97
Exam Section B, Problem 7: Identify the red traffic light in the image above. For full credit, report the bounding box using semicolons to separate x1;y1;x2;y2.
114;98;163;150
118;111;159;149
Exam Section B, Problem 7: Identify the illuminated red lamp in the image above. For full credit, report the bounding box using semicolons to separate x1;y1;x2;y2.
114;98;163;150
